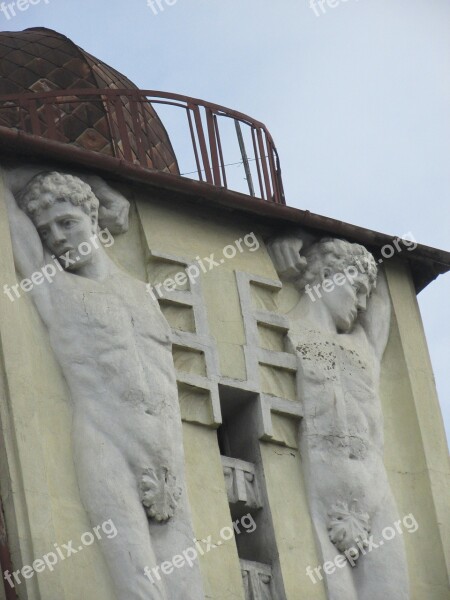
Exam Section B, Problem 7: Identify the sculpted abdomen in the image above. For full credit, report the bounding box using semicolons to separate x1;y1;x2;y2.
296;336;382;457
48;276;177;418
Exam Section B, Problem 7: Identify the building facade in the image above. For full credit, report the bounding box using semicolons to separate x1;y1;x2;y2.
0;27;449;600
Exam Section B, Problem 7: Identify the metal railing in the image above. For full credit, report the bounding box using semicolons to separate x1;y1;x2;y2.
0;88;285;204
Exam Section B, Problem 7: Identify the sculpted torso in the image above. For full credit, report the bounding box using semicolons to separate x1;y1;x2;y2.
291;321;387;516
48;267;182;483
269;234;410;600
3;168;204;600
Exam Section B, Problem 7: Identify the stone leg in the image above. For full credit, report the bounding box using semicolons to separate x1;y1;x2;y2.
353;495;410;600
147;489;205;600
310;509;359;600
72;422;167;600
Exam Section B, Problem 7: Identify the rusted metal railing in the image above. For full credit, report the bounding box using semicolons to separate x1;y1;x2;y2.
0;89;285;204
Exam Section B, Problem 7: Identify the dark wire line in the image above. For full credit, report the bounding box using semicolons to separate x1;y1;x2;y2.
181;156;268;177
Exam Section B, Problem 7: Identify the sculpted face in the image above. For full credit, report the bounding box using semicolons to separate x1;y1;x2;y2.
321;271;370;333
33;198;97;270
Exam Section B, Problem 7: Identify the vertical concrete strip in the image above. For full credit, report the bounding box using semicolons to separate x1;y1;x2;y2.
385;260;450;578
260;443;328;600
183;423;246;599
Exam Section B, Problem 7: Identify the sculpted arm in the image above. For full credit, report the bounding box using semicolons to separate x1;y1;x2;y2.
359;267;391;362
6;165;129;234
1;168;53;323
267;228;316;282
81;174;129;234
1;168;45;279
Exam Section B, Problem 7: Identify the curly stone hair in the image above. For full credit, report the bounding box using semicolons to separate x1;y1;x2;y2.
18;171;99;220
298;238;378;291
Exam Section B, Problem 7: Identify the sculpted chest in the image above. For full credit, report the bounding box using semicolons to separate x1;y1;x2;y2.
293;332;383;455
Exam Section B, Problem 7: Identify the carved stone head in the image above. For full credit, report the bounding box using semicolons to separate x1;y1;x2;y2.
19;171;100;270
299;238;378;332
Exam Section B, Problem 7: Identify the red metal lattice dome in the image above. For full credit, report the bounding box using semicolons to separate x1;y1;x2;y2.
0;27;179;173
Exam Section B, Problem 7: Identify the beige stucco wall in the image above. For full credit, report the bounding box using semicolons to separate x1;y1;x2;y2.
0;174;448;599
382;260;450;599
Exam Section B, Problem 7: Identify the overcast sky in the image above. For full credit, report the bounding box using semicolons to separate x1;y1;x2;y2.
2;0;448;445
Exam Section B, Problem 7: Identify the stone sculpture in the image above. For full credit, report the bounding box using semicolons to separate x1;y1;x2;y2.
2;167;204;600
269;233;410;600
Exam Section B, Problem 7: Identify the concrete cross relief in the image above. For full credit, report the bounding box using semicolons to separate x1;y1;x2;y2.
2;167;204;600
268;233;410;600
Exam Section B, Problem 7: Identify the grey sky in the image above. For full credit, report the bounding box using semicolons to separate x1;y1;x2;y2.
1;0;448;444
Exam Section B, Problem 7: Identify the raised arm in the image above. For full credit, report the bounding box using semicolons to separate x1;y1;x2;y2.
6;165;129;235
1;168;45;279
81;174;129;234
267;229;316;282
358;267;391;362
1;168;53;325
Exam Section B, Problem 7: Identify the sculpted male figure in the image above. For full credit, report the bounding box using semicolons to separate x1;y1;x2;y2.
269;234;410;600
2;168;204;600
